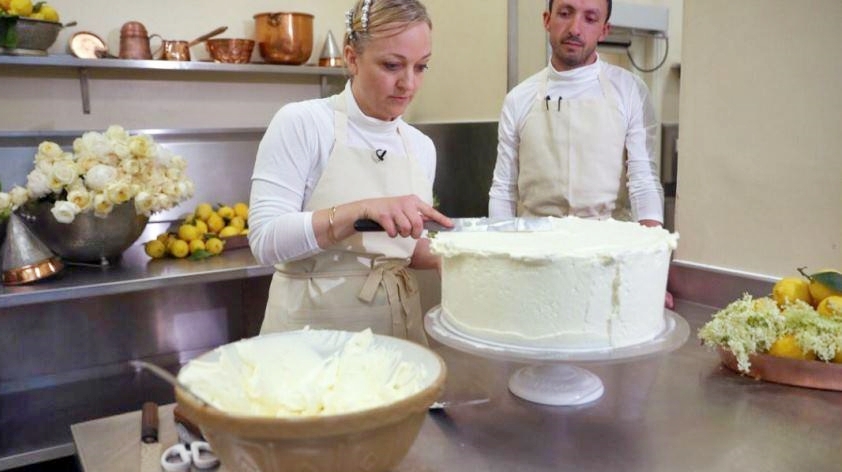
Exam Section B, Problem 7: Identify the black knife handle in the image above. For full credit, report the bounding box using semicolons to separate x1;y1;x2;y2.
353;219;384;232
141;401;159;443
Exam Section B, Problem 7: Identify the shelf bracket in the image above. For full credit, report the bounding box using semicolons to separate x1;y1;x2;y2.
78;67;91;115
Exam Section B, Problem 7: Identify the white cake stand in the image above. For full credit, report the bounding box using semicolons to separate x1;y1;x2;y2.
425;306;690;406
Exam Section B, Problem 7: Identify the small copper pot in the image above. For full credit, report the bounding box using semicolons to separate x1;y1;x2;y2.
253;12;314;65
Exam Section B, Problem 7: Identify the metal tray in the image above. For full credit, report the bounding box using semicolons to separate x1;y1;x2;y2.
717;346;842;391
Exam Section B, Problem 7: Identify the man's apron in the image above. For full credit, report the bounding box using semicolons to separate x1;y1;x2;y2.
516;67;631;220
261;90;433;345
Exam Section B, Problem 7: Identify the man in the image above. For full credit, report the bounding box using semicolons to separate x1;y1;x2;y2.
488;0;664;228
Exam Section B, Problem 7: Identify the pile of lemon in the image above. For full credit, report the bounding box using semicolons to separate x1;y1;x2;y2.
0;0;60;21
767;267;842;360
144;202;249;260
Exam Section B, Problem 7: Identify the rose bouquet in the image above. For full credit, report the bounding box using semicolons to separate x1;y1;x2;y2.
7;125;195;224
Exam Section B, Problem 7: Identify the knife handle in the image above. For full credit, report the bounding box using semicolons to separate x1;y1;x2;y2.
141;401;159;443
353;219;384;232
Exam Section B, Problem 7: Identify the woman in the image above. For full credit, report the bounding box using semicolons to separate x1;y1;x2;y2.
248;0;451;345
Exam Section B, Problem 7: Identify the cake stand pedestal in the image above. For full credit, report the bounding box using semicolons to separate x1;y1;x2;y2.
425;307;690;406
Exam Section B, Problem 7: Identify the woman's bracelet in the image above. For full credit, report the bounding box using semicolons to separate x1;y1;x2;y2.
328;205;338;243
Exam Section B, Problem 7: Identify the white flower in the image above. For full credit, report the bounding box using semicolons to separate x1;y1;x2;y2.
134;191;155;215
51;200;81;224
50;160;79;188
75;151;100;173
120;158;140;175
0;192;10;213
85;164;118;192
105;180;133;205
129;135;156;159
93;193;114;217
9;186;29;207
104;125;129;143
76;131;111;157
37;141;64;160
66;188;92;212
26;169;52;198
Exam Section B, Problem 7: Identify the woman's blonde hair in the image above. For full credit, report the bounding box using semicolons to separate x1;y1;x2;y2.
344;0;432;52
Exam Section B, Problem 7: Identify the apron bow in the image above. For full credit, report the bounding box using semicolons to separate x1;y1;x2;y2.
358;259;427;345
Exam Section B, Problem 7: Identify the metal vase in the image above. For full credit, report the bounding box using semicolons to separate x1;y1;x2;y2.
16;199;149;265
1;213;63;285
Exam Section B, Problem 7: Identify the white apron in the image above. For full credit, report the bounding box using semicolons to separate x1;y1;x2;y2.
260;90;434;345
516;67;631;220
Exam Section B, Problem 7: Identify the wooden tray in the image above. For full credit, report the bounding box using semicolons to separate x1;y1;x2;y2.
717;346;842;391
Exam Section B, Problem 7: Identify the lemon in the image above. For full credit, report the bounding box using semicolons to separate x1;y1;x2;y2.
217;205;235;220
194;219;208;235
234;202;249;220
228;216;246;231
218;225;240;238
144;240;166;259
39;4;58;21
768;334;816;360
798;267;842;306
156;232;170;244
177;224;201;242
0;0;11;12
188;239;206;254
205;237;224;255
169;239;190;258
817;295;842;318
195;203;214;222
8;0;33;16
771;277;812;308
239;228;249;236
206;213;225;234
834;351;842;363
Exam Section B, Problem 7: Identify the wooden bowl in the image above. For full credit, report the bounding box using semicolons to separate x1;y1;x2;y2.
206;38;254;64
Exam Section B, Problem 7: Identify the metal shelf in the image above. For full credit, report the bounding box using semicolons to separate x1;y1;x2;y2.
0;54;347;113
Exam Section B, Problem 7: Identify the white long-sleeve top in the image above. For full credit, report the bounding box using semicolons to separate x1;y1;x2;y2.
488;57;664;222
249;81;437;265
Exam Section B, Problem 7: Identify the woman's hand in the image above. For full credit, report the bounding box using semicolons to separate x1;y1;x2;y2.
313;195;452;248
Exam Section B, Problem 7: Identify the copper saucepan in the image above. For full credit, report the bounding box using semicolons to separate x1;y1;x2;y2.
151;26;228;61
253;12;314;65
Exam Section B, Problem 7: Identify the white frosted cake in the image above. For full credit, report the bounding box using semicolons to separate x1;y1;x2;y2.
429;217;678;349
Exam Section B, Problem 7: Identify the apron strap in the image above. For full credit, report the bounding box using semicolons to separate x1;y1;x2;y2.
358;259;427;346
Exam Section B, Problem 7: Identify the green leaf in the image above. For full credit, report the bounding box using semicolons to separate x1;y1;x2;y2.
0;16;19;49
812;271;842;293
32;2;46;13
188;249;213;261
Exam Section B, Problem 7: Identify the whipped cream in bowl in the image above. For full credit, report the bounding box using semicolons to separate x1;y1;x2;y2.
173;328;446;472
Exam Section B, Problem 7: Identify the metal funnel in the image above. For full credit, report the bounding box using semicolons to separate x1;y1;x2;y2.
318;30;344;67
1;212;63;285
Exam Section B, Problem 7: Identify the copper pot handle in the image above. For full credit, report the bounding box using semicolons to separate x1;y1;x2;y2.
148;34;163;59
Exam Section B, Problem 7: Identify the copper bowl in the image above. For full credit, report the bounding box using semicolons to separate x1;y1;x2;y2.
206;38;254;64
253;12;313;65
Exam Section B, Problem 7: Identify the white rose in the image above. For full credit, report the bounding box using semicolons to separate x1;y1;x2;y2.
85;164;118;192
9;186;29;208
154;193;171;211
51;160;79;187
171;155;187;170
66;188;92;211
129;135;155;159
105;180;132;205
177;180;194;199
104;125;129;143
37;141;64;160
50;200;81;224
165;167;181;181
93;193;114;217
75;152;100;173
0;192;10;213
112;141;131;160
80;131;111;157
120;158;140;175
134;191;155;215
26;169;52;198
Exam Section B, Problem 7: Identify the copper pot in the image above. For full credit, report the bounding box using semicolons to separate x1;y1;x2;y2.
119;21;153;60
253;12;314;65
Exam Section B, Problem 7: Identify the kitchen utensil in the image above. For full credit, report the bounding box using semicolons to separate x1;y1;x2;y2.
119;21;153;59
155;38;191;61
0;17;71;56
130;360;211;407
1;213;63;285
353;217;555;232
161;440;218;471
253;12;314;64
317;30;343;67
68;31;109;59
187;26;227;48
428;398;490;410
206;38;254;64
140;402;161;472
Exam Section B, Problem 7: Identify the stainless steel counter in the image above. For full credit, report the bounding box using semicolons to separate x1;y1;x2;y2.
396;299;842;472
68;300;842;472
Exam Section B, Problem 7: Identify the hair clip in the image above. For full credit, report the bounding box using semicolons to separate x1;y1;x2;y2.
345;7;355;39
361;0;373;32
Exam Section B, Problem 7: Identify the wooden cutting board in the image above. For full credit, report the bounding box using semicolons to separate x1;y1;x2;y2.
71;403;229;472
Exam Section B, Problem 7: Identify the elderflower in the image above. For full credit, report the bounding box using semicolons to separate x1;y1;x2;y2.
7;125;195;224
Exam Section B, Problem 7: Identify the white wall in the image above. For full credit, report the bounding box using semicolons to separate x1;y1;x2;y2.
676;0;842;277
